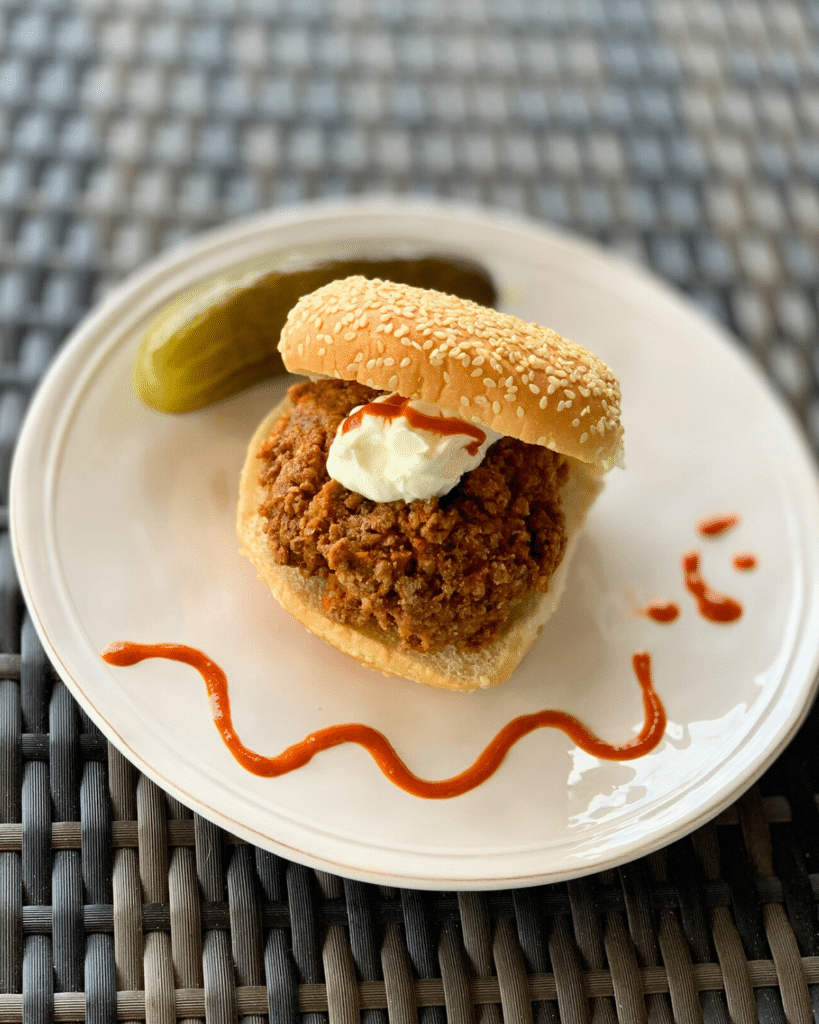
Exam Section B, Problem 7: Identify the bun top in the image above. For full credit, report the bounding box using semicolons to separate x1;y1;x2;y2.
279;276;624;471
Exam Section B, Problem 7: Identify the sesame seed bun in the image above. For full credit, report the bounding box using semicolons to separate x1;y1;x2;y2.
279;276;624;471
237;394;605;691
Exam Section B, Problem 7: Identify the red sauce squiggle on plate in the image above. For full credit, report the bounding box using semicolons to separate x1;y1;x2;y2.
697;513;739;537
101;643;666;800
683;552;743;623
733;553;757;571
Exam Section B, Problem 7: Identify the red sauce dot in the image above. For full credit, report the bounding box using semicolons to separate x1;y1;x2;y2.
642;601;680;624
683;551;743;623
697;513;739;537
733;553;757;571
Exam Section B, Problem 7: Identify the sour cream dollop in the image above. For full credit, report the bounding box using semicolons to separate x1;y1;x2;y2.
327;393;503;503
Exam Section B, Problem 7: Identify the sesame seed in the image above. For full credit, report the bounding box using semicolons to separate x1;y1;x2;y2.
580;432;589;443
517;406;524;418
539;396;548;409
572;418;580;427
529;384;540;394
492;401;501;414
388;375;399;389
443;371;451;383
460;396;469;407
483;378;496;389
557;400;566;412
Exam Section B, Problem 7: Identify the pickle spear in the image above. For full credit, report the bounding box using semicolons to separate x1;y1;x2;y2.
134;256;497;413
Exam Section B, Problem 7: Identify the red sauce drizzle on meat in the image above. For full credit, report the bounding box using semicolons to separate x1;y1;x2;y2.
697;513;739;537
733;553;757;571
683;552;743;623
101;643;666;799
641;601;680;624
341;394;487;457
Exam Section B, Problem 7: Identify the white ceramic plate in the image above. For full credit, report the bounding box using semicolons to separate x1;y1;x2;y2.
11;199;819;890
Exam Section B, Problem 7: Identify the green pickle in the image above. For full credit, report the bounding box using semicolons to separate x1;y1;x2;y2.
134;256;497;413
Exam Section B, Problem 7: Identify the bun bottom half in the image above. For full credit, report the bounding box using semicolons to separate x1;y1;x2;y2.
237;395;604;692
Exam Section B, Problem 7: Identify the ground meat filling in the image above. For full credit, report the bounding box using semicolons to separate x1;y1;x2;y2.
257;379;569;654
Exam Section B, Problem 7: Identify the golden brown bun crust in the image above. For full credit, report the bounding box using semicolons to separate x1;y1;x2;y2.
279;275;623;471
237;394;604;691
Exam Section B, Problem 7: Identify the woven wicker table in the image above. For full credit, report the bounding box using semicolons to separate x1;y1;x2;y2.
3;0;819;1021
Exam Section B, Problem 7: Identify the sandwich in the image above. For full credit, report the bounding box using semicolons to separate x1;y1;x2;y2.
237;276;623;691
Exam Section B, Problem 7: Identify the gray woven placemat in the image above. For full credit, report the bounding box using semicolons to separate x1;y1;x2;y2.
2;0;819;1021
